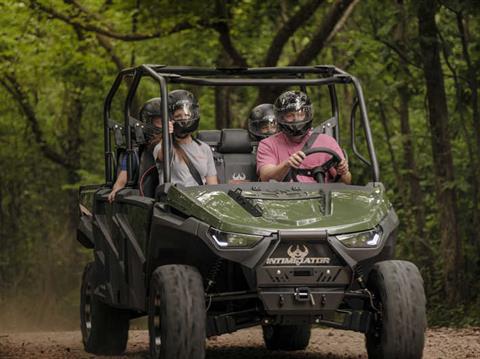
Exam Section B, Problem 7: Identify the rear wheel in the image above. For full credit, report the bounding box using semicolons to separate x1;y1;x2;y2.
148;264;206;359
262;324;311;351
365;260;426;359
80;262;130;355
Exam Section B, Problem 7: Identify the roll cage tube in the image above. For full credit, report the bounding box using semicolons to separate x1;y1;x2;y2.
103;67;135;185
350;98;371;167
140;65;170;184
334;67;379;182
104;65;380;185
350;76;379;181
122;66;172;185
143;65;338;76
124;70;142;186
328;84;340;141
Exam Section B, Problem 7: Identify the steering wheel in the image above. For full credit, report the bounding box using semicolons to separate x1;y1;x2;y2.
287;147;343;183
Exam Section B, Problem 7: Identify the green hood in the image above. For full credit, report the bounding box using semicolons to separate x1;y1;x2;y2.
166;184;392;235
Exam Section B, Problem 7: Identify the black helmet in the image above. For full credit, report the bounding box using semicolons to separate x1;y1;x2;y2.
168;90;200;138
139;97;162;124
248;104;278;141
274;91;313;138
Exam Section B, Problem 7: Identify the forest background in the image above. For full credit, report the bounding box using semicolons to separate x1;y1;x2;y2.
0;0;479;330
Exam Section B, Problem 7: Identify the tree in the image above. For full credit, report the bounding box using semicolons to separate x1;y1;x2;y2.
31;0;360;125
417;0;463;306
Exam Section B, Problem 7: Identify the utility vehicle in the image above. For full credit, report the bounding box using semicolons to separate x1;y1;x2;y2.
77;65;426;359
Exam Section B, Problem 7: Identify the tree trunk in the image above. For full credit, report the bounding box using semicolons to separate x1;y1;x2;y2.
215;87;231;129
457;13;480;167
397;85;432;263
417;0;463;306
378;102;403;191
438;11;479;302
456;13;480;279
394;0;430;269
255;0;358;105
214;50;232;129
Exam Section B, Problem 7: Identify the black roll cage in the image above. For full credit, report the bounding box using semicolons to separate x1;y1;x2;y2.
103;65;379;186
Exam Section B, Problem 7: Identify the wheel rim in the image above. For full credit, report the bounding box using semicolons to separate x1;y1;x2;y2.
83;281;92;339
153;290;162;353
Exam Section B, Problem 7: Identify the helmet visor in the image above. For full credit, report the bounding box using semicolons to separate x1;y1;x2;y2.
249;116;278;138
140;97;162;123
276;106;313;127
171;101;199;128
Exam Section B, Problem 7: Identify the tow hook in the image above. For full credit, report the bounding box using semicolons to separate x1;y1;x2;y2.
294;287;316;305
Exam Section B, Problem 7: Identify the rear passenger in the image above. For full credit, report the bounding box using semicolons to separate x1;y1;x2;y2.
108;97;163;202
248;103;278;152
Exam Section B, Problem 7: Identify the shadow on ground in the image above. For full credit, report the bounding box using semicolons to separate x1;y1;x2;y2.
205;345;362;359
116;347;361;359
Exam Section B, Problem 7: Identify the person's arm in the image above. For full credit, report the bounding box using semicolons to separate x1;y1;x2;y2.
259;151;305;182
153;121;174;161
204;142;218;185
336;159;352;184
205;176;218;185
257;138;300;182
321;136;351;185
108;171;127;202
342;173;352;184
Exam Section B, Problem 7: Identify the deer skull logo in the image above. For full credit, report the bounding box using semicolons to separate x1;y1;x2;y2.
232;172;246;181
287;245;309;266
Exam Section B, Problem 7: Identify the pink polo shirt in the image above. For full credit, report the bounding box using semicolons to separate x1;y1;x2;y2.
256;130;345;183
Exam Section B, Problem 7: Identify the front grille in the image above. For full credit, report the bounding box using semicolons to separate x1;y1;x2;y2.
265;241;343;267
261;266;347;285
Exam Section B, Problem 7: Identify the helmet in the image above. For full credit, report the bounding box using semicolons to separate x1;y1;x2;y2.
139;97;162;124
248;104;278;141
168;90;200;138
274;91;313;138
139;97;163;141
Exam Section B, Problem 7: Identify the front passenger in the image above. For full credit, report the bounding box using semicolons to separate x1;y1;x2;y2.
152;90;218;186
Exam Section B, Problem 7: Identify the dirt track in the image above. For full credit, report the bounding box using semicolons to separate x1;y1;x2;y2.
0;327;479;358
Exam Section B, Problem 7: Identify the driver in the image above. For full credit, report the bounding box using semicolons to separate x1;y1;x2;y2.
256;91;351;184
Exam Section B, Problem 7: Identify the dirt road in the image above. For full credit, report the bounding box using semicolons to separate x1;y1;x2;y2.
1;327;479;358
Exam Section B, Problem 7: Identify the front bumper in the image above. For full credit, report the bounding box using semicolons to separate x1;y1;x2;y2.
256;233;352;314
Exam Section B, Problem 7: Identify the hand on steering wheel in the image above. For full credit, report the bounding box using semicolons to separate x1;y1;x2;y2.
287;147;343;183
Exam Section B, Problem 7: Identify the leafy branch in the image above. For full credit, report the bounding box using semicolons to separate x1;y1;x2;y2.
0;72;71;169
30;0;198;41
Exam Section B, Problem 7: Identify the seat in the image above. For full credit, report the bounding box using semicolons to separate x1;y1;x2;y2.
216;129;256;184
196;130;221;151
319;117;338;140
137;149;158;197
318;117;348;161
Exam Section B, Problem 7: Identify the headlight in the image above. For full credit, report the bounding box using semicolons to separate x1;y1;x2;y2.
336;228;382;248
208;228;263;248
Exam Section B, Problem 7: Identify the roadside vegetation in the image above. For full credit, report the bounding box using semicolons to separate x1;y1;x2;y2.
0;0;479;329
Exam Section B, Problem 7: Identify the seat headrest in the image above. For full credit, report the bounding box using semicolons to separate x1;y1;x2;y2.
196;130;221;146
218;129;253;154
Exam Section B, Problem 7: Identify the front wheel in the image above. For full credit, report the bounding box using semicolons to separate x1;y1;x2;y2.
262;324;311;351
80;262;130;355
148;264;206;359
365;260;426;359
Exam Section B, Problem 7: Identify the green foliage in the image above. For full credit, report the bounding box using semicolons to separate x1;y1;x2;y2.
0;0;479;329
